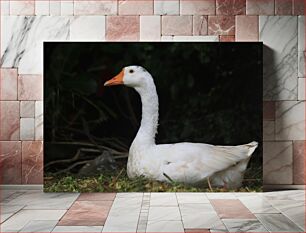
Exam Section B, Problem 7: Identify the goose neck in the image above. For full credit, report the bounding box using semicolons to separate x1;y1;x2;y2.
133;81;159;147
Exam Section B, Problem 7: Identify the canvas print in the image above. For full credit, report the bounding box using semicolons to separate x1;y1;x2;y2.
44;42;263;192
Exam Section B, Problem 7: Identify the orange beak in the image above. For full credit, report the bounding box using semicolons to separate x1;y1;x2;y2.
104;69;124;86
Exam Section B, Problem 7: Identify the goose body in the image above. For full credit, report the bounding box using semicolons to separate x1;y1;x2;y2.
105;66;258;189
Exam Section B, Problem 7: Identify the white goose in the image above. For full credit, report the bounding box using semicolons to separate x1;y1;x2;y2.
104;66;258;189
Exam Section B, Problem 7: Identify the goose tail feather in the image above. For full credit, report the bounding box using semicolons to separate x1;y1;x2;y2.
245;141;258;156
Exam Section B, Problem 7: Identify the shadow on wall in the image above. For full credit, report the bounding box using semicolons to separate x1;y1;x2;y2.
263;45;277;101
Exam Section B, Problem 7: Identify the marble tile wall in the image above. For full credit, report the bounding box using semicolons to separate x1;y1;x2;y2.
263;141;293;184
21;141;43;184
0;0;305;186
260;16;298;101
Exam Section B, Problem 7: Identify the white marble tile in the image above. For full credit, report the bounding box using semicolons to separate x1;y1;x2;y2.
10;0;35;15
115;192;143;198
154;0;179;15
1;0;10;15
210;220;228;232
137;206;149;233
1;209;66;232
268;200;305;230
35;101;43;140
298;78;305;100
275;101;305;140
263;120;275;141
6;191;79;210
182;211;221;229
140;16;161;41
206;192;236;199
176;193;210;204
1;191;26;203
234;192;262;198
110;202;141;212
0;190;17;201
35;1;50;15
173;35;219;41
180;203;219;229
1;204;25;223
268;200;304;209
20;118;35;140
50;1;61;15
223;219;268;232
74;1;117;15
179;203;215;213
112;194;143;207
53;226;104;232
110;199;142;209
20;101;35;118
61;1;74;15
1;16;70;74
263;141;293;184
161;35;173;41
148;206;181;221
284;207;305;231
143;192;151;198
146;221;184;232
1;16;16;65
260;16;298;100
102;208;140;232
238;196;279;214
210;229;228;233
20;220;58;232
70;16;105;40
263;190;305;201
103;195;142;232
193;15;208;36
150;193;178;206
256;213;303;232
298;16;305;78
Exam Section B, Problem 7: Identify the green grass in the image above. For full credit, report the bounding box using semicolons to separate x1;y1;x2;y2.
44;166;262;192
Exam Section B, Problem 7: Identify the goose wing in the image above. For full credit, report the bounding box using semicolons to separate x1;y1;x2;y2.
154;142;258;183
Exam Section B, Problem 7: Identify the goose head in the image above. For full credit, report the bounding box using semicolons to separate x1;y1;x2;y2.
104;66;151;88
104;65;159;146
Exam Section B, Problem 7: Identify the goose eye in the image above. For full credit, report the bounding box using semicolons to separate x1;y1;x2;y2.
129;69;134;74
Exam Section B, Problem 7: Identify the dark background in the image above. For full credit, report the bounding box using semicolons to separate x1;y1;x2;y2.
44;42;262;182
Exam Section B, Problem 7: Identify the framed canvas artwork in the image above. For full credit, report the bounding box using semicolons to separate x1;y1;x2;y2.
43;42;262;192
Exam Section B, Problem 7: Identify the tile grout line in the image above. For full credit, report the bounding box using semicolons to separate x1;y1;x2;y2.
255;212;305;232
263;198;306;231
0;194;27;225
1;190;26;203
136;192;150;232
55;192;79;225
175;192;185;231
